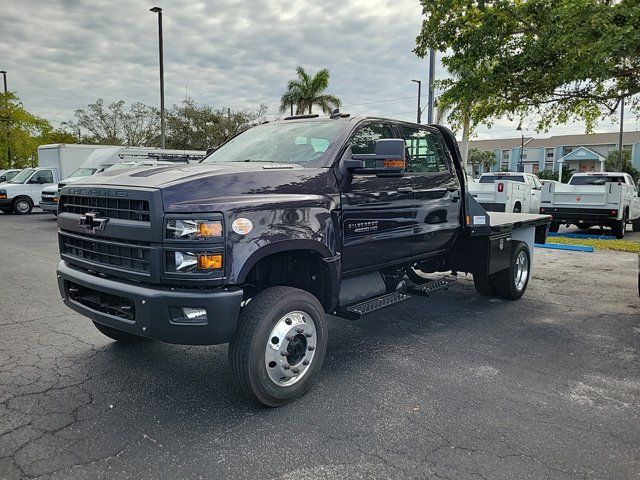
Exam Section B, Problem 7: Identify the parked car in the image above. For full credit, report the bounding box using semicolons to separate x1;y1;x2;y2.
0;168;61;214
56;114;550;406
0;169;22;183
468;172;542;213
540;172;640;238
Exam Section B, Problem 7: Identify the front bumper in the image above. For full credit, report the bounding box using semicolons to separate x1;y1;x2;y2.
57;261;243;345
539;207;618;224
40;201;58;213
0;198;13;208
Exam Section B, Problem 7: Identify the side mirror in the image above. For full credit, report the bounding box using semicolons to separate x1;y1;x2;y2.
343;139;407;177
0;176;6;182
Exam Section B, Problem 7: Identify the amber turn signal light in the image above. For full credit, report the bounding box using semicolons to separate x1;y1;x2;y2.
383;159;405;169
197;253;222;270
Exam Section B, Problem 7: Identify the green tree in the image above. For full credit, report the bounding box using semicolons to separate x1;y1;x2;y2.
605;150;639;181
0;92;55;168
467;148;495;177
538;168;576;184
415;0;640;132
279;66;341;115
65;99;160;146
166;99;267;150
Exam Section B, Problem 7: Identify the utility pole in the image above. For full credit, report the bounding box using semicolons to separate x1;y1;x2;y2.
227;107;231;120
0;70;10;168
150;7;165;149
427;48;435;124
517;121;524;173
618;96;625;171
411;79;422;124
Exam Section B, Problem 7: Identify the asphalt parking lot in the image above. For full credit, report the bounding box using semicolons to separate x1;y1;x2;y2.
1;212;639;480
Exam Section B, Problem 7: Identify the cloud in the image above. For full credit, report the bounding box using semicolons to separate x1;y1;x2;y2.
1;0;636;139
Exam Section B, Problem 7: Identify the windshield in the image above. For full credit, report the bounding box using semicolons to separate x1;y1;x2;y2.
68;167;97;178
105;162;140;171
570;175;626;185
202;122;344;165
9;169;35;184
479;174;525;183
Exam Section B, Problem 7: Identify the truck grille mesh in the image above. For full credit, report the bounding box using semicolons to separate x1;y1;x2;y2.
60;195;150;222
60;232;151;274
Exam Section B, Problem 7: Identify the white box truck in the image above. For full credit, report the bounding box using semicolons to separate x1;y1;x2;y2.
540;172;640;238
468;172;542;214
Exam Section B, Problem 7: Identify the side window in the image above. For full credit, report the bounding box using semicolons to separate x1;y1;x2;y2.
400;126;448;173
32;170;54;184
350;122;394;155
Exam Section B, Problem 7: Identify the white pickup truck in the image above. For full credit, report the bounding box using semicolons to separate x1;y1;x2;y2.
468;172;542;214
540;172;640;238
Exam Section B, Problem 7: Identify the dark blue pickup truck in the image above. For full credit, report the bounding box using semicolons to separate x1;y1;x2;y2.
56;114;550;406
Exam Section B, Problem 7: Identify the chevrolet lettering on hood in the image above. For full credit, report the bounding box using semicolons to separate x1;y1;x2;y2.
67;188;130;198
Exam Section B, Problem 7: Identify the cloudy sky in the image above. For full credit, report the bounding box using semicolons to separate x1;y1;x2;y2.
2;0;637;141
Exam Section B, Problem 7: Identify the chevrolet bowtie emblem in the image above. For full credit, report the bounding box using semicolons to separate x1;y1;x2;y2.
79;212;108;233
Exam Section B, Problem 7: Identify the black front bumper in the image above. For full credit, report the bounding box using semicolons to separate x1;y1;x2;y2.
57;261;243;345
539;207;617;224
40;201;58;212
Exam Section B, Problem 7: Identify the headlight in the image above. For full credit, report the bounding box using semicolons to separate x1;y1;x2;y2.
166;251;223;273
0;189;6;199
166;219;222;240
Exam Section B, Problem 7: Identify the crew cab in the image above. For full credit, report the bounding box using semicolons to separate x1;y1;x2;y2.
468;172;542;214
540;172;640;238
56;115;550;406
0;167;60;214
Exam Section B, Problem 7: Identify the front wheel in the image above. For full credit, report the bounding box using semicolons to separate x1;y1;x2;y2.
13;198;33;215
493;241;531;300
229;286;328;407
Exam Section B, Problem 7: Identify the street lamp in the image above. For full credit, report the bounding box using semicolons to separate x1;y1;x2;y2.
516;121;524;172
618;95;625;171
0;71;6;94
150;7;165;149
411;79;422;124
0;70;10;169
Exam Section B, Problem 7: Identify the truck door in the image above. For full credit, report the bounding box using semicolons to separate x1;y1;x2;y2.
399;125;461;256
28;169;55;204
340;121;415;272
528;174;542;213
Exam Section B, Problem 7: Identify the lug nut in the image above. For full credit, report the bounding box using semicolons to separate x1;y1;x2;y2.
296;328;304;334
283;364;290;370
305;333;312;338
302;360;310;366
280;351;288;356
292;368;300;374
308;346;315;351
286;336;293;342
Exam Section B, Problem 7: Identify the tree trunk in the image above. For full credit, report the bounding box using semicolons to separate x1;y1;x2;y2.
309;104;312;114
460;112;471;172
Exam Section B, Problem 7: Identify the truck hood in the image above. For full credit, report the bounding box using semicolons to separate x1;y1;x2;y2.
64;163;339;212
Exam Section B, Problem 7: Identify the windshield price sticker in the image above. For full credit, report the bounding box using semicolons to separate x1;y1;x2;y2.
232;218;253;235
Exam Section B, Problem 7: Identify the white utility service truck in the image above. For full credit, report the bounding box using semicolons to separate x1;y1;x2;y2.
540;172;640;238
468;172;542;214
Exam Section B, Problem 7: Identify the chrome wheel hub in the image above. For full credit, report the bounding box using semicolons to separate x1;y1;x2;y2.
265;311;317;387
514;250;529;292
16;201;29;213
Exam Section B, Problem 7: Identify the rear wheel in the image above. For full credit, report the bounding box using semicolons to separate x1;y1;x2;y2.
93;322;149;343
473;272;497;296
612;213;627;239
493;241;531;300
229;286;328;407
548;222;560;233
12;198;33;215
632;218;640;233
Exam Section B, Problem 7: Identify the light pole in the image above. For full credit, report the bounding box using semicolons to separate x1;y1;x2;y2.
427;48;435;124
618;95;625;171
516;121;524;173
0;70;10;169
411;79;422;124
150;7;165;149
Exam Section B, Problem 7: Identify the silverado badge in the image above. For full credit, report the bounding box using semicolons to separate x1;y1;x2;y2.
79;212;108;234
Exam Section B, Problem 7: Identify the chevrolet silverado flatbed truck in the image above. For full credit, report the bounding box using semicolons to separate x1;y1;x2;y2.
56;114;550;406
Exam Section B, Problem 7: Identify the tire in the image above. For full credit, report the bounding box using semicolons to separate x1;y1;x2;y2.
93;321;149;343
548;222;560;233
229;286;328;407
513;203;521;213
493;241;531;300
12;198;33;215
612;213;627;239
473;272;497;296
632;218;640;233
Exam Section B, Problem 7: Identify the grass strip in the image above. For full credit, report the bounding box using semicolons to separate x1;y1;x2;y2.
546;236;639;254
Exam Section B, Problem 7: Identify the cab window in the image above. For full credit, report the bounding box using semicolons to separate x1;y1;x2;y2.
349;123;394;155
400;126;448;173
31;170;54;184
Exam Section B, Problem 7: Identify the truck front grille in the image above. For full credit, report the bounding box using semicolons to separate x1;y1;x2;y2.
60;232;151;274
60;195;150;222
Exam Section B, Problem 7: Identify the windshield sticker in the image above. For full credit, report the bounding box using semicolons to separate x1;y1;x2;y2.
232;218;253;235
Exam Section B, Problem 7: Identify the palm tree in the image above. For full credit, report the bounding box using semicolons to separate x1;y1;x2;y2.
279;66;341;115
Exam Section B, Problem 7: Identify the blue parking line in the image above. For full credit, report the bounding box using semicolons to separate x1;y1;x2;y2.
548;232;616;240
535;243;594;252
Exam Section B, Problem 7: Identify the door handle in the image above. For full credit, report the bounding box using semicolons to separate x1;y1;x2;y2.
396;187;414;193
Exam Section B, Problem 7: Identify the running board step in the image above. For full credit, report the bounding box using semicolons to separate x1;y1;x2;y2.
336;291;411;320
407;277;456;297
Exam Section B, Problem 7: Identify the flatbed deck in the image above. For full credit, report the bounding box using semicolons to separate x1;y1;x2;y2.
489;212;552;231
